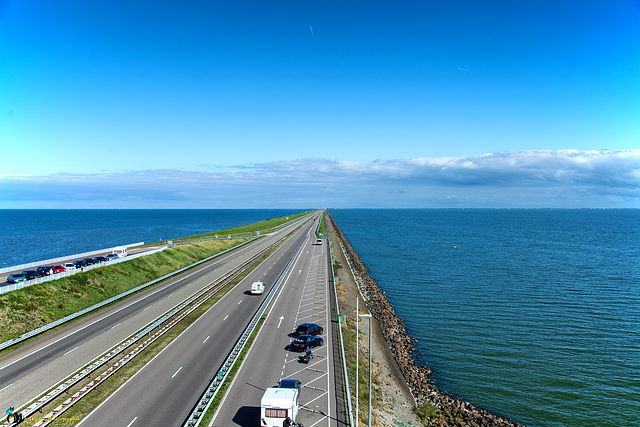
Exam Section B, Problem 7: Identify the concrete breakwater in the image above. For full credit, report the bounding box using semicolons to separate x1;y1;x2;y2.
327;213;525;427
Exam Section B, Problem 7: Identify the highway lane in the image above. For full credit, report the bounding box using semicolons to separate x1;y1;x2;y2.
76;216;319;426
0;215;315;412
211;236;338;427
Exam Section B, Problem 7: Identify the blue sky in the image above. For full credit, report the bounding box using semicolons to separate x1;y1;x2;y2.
1;1;638;208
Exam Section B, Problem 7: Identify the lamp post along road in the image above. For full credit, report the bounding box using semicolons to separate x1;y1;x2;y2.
356;298;359;426
359;313;373;427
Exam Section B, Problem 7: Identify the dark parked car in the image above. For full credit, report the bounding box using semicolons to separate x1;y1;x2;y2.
288;334;323;352
22;270;40;280
293;323;323;337
278;379;301;390
7;273;27;283
73;260;87;268
82;258;96;266
36;266;55;276
93;256;109;263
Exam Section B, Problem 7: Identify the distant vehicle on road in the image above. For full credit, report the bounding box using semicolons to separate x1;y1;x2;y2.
288;334;323;352
105;254;119;261
63;263;77;271
22;270;40;280
73;260;87;268
250;281;265;295
292;323;323;337
93;256;109;263
314;239;322;245
52;265;66;273
7;273;27;283
82;258;96;266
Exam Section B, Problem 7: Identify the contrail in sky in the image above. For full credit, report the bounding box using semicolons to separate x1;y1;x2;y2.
457;67;476;73
310;25;315;40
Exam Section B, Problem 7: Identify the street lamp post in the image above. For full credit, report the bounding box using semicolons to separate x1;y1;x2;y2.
356;299;359;426
358;313;372;427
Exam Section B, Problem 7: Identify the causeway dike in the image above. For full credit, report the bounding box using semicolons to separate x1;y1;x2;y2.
327;213;526;427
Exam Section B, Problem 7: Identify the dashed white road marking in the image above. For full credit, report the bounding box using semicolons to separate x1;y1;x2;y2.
172;367;182;378
64;347;78;356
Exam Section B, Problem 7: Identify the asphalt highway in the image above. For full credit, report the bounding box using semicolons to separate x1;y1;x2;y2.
211;235;338;427
0;215;315;414
75;215;319;426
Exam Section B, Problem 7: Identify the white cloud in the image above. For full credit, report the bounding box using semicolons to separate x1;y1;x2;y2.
1;150;638;208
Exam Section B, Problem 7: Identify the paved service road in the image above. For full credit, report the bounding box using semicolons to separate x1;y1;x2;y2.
75;216;320;427
211;235;341;427
0;215;314;412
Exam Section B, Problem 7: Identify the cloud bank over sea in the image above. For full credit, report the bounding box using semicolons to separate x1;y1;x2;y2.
1;150;638;208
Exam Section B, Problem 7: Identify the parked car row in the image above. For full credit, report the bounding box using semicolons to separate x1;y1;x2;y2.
5;254;120;284
285;323;324;352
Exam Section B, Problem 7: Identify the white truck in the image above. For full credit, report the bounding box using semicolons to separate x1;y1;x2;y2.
260;387;299;427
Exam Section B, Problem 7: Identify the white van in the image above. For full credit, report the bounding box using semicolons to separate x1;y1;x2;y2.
260;387;299;427
251;281;265;295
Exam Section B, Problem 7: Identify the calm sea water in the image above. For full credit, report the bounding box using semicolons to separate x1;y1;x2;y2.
329;209;639;427
0;209;304;268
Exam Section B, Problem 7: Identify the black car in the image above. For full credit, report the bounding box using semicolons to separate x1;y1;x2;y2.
36;266;55;276
73;260;87;268
293;323;323;337
278;379;301;390
82;258;96;266
288;334;323;352
7;273;27;283
22;270;40;280
93;256;109;263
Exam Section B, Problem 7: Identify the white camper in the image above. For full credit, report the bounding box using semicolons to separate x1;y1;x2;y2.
111;246;128;258
260;387;299;427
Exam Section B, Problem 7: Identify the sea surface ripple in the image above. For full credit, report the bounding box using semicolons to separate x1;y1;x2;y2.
328;209;639;427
